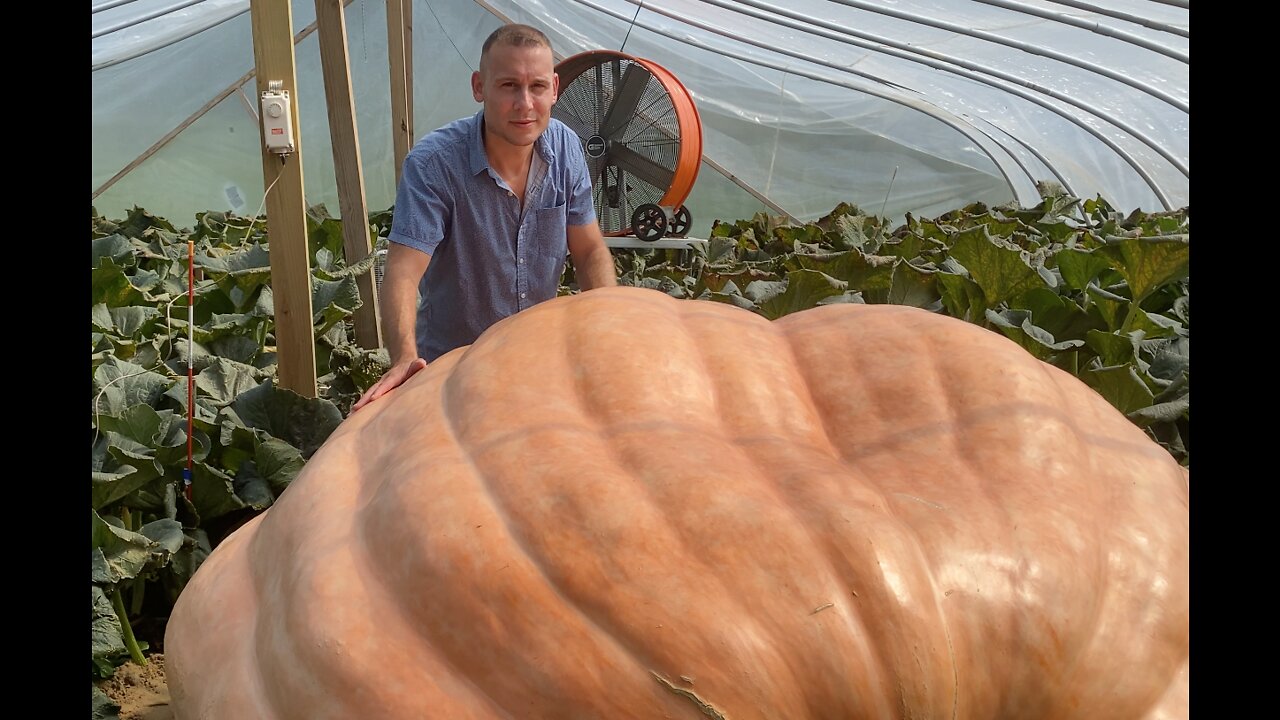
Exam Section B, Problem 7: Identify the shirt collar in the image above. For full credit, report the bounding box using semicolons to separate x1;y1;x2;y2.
469;110;556;176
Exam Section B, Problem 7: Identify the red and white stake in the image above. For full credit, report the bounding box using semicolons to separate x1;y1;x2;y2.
184;239;195;502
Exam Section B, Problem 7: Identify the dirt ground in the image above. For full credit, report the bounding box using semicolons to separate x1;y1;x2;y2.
97;655;174;720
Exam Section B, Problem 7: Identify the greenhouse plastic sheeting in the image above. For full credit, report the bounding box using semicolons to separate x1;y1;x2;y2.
91;0;1188;233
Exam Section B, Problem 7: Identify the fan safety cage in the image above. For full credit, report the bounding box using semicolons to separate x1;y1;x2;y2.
553;50;702;236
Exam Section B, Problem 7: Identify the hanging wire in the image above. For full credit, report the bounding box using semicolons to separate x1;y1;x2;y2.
424;0;474;71
620;1;644;53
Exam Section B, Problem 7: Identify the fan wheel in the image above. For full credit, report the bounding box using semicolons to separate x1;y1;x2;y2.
553;50;702;237
631;204;670;242
668;205;692;237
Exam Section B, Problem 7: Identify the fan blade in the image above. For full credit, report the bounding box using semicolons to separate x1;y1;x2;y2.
606;144;675;193
599;63;652;141
553;110;594;144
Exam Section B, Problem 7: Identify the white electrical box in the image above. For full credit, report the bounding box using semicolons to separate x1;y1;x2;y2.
260;89;295;154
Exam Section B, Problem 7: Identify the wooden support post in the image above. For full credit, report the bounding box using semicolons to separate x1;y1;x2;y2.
387;0;413;186
315;0;383;350
250;0;317;398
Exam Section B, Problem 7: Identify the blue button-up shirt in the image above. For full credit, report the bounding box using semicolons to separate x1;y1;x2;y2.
387;111;596;361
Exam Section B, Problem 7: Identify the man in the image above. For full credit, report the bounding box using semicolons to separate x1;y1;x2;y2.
353;24;616;412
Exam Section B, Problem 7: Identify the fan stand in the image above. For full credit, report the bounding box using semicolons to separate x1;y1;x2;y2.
630;203;692;242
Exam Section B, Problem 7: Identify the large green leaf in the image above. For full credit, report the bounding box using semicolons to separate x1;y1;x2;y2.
1129;310;1185;340
97;404;184;448
1085;284;1130;332
1094;235;1190;305
877;232;930;261
91;259;145;307
985;309;1085;360
195;357;264;406
1085;329;1136;367
831;213;879;251
1128;395;1189;427
208;334;264;364
701;235;738;265
190;461;248;521
1056;248;1117;292
231;381;343;459
948;225;1048;308
1082;364;1155;415
92;463;164;511
1144;336;1189;383
313;274;362;335
92;234;134;269
92;357;174;419
937;271;986;324
92;304;115;334
200;243;273;292
307;213;346;265
1019;287;1078;338
109;307;164;338
256;437;306;494
166;529;212;591
756;270;848;319
91;585;127;677
231;461;277;510
139;518;185;556
91;509;154;584
884;261;940;309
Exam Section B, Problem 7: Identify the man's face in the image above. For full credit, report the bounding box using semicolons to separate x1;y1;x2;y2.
472;43;559;150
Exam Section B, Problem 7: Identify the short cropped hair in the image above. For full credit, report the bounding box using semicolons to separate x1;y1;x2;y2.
480;24;553;67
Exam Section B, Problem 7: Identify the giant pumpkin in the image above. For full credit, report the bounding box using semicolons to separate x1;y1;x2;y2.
165;285;1189;719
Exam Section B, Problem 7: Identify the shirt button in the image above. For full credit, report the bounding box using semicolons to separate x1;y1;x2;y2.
520;292;527;299
509;191;515;197
518;257;525;264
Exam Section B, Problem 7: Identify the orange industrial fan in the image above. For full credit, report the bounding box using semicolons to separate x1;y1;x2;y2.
553;50;702;242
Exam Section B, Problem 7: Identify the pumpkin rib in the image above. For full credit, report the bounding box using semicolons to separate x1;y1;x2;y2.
774;301;1180;718
350;429;518;718
674;300;882;714
553;298;818;712
1040;362;1185;718
245;429;479;718
429;326;722;717
693;307;916;715
685;297;965;715
776;305;966;715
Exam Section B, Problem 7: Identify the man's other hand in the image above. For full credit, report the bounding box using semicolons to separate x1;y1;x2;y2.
351;357;429;412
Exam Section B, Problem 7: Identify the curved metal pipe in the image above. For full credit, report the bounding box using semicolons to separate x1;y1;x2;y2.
970;0;1187;61
822;0;1187;113
92;3;247;70
1042;0;1189;38
92;0;208;40
702;0;1187;179
92;0;144;14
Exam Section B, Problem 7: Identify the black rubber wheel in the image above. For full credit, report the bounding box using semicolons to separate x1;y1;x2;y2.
669;205;692;236
632;203;670;242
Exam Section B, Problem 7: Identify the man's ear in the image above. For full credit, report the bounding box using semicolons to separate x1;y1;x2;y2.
471;71;483;102
552;72;560;103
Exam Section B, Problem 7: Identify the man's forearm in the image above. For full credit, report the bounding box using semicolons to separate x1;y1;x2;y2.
574;243;618;290
380;244;431;366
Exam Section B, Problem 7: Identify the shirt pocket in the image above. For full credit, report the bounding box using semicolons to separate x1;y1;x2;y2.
531;202;569;287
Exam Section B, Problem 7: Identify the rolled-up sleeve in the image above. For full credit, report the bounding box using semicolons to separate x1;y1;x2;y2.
388;155;449;256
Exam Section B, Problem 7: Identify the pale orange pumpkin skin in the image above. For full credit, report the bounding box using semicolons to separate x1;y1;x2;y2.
165;285;1189;719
